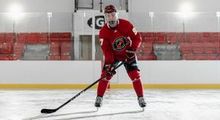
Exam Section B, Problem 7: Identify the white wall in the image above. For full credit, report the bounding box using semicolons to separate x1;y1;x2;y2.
0;61;101;84
0;0;73;32
0;0;73;12
129;0;220;32
72;0;220;33
74;10;129;34
129;0;220;13
0;61;219;84
117;61;220;84
1;0;220;32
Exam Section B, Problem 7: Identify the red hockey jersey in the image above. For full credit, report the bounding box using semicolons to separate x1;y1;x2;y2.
99;19;142;64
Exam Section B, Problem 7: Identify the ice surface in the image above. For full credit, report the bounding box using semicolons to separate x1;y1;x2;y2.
0;89;220;120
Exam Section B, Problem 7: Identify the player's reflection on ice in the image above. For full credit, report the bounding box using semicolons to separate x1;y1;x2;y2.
26;108;144;120
1;89;220;120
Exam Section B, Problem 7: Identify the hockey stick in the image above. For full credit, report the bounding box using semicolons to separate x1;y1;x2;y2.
41;61;124;114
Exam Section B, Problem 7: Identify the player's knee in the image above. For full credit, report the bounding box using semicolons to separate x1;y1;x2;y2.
128;70;141;82
102;76;112;81
101;71;112;81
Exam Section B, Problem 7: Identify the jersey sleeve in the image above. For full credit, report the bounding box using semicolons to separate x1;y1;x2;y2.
99;30;114;64
126;21;142;51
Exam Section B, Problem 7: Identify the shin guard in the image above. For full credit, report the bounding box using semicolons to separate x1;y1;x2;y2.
97;71;112;97
128;70;144;97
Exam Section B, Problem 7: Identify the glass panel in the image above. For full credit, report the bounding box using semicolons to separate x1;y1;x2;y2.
0;12;73;60
130;12;219;60
0;11;219;60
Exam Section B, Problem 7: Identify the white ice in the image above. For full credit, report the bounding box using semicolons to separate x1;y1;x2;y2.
0;89;220;120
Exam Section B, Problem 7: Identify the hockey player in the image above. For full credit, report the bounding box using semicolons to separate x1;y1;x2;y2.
95;4;146;108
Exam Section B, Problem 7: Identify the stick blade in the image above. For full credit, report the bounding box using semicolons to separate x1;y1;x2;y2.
41;108;57;114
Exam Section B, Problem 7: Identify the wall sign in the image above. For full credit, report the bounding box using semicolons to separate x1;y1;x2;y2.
87;15;105;29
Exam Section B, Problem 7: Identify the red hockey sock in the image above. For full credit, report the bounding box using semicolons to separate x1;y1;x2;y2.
132;79;144;97
97;70;112;97
97;79;109;97
128;70;144;97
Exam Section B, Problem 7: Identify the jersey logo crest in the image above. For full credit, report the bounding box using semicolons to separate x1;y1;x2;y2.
112;37;129;51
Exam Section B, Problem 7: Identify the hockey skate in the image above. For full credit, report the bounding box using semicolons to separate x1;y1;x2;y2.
95;96;103;107
138;97;146;108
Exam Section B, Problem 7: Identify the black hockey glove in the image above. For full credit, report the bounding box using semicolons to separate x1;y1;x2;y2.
125;48;136;63
103;64;116;76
